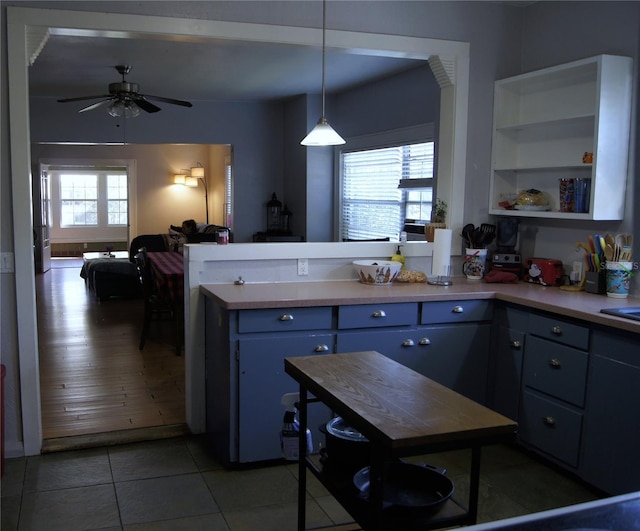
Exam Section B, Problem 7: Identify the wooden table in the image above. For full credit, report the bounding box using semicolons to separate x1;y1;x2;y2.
82;251;129;262
285;351;517;531
147;252;184;354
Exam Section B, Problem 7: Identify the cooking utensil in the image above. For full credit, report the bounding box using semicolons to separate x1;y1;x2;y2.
461;224;475;248
353;461;454;511
604;243;614;261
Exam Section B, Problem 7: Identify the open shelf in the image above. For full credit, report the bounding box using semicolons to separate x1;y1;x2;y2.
488;55;632;221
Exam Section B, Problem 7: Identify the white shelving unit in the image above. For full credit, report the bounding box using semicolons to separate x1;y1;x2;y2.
488;55;633;220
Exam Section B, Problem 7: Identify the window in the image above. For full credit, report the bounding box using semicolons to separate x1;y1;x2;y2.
60;174;98;226
56;168;128;227
107;174;128;225
340;138;435;241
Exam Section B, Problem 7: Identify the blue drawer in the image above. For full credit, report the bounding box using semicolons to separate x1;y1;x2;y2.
338;303;418;329
238;306;332;333
524;336;588;407
520;390;582;468
528;313;589;350
421;300;493;324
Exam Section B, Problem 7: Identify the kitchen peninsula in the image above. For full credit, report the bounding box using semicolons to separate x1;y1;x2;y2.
200;270;640;495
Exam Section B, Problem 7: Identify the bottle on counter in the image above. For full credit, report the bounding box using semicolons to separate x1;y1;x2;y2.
391;245;406;270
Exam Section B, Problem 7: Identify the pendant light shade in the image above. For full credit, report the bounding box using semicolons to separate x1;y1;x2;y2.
301;0;345;146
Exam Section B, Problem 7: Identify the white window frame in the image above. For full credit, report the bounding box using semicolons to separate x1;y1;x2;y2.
336;124;436;241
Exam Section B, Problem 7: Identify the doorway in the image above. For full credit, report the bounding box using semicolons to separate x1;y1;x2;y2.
8;7;470;456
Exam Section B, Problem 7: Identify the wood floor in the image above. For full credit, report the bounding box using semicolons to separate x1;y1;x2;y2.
36;259;186;446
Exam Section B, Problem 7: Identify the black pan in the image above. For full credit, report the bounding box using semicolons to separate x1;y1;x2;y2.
353;461;454;512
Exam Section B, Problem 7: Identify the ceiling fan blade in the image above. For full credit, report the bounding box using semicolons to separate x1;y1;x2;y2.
134;97;162;113
78;98;114;113
58;94;112;103
141;94;193;108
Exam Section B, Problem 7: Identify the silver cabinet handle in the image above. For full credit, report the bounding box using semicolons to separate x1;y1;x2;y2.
452;305;464;314
543;416;556;426
510;340;521;349
314;344;329;352
372;310;386;318
419;337;431;346
402;339;415;347
279;313;294;321
548;358;562;368
551;325;562;335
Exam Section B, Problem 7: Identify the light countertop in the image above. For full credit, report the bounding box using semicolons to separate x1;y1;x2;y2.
200;279;640;334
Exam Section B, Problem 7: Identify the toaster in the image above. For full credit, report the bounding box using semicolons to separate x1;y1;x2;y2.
523;258;563;286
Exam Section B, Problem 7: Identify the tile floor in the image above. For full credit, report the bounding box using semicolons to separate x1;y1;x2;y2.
1;435;601;531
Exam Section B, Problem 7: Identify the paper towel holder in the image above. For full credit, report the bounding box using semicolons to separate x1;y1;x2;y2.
428;228;453;286
427;269;453;286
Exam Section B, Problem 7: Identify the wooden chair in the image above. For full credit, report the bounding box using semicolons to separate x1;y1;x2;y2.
133;248;175;351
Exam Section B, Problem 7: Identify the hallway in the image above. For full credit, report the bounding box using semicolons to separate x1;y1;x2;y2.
36;259;186;448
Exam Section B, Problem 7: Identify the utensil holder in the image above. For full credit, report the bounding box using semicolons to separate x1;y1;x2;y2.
584;271;605;294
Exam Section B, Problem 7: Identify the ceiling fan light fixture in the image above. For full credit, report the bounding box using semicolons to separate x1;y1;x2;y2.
301;0;345;147
108;99;141;119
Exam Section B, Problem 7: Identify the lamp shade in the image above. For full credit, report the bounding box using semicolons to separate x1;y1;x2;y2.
108;100;141;118
185;176;199;187
190;166;205;178
301;117;346;146
174;174;186;185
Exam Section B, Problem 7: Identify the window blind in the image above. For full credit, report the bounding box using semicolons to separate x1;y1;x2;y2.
341;142;434;241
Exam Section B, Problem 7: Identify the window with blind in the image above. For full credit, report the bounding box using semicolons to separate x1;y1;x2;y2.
340;141;435;241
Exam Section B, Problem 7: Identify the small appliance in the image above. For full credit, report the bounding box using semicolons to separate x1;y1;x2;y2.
488;218;522;277
523;258;564;286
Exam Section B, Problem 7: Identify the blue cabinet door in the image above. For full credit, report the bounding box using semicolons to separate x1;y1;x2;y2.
581;329;640;494
490;325;525;421
238;333;333;463
337;323;490;403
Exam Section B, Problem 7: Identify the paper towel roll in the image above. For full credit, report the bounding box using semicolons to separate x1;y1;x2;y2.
432;228;452;276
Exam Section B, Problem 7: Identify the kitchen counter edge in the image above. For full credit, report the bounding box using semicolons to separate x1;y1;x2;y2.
199;279;640;334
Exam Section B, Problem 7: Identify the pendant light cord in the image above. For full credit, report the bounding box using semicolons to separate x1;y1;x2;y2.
321;0;327;119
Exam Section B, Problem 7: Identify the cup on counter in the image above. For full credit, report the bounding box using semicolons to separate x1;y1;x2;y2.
463;248;487;280
605;261;632;298
574;177;591;213
559;178;575;212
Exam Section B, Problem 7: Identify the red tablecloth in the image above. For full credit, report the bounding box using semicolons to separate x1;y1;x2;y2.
147;252;184;305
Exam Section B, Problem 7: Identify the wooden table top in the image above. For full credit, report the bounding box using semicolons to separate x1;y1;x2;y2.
285;351;517;451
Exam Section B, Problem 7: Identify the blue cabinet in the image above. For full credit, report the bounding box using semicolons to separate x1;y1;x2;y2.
238;334;333;463
581;328;640;495
489;304;528;421
336;300;492;403
519;312;590;468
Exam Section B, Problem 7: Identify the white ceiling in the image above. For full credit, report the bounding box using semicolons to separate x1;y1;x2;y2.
28;32;425;109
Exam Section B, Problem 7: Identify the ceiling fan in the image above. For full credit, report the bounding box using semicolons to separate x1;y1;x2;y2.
57;64;193;117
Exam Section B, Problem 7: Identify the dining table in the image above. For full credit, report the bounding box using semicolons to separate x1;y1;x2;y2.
146;251;185;354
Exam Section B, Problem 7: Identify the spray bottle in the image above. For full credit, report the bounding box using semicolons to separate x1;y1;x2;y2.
280;393;313;460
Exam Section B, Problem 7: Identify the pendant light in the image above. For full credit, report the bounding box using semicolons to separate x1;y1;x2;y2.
301;0;345;146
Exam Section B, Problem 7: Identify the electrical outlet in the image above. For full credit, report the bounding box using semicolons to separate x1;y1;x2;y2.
1;252;15;273
297;258;309;276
